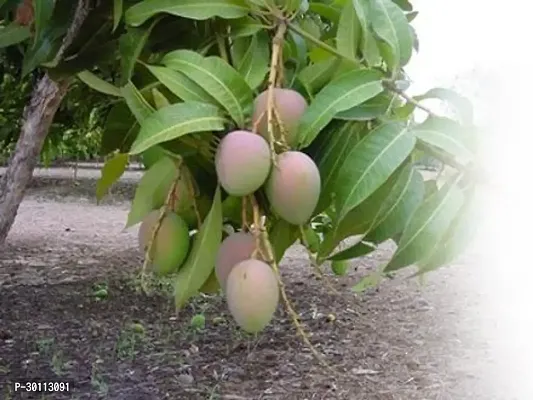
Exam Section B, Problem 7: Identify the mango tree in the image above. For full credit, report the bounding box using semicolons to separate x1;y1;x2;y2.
0;0;480;365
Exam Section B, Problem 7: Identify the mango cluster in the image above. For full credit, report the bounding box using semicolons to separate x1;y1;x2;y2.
215;88;321;226
212;88;322;333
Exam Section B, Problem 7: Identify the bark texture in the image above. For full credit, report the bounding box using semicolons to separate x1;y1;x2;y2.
0;75;70;245
0;0;90;246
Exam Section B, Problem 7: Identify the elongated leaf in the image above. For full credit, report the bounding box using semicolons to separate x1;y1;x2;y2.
309;3;340;23
0;22;31;48
162;50;253;127
313;122;363;213
297;57;341;94
151;87;170;109
77;71;122;97
328;240;376;261
367;0;413;69
33;0;54;47
130;102;227;155
100;102;139;154
229;16;267;38
318;163;405;258
126;156;178;228
121;80;155;123
335;122;416;220
113;0;123;31
336;0;361;60
144;64;216;104
352;0;381;66
297;69;384;148
119;19;158;85
365;166;425;243
236;31;270;90
415;188;478;275
384;177;465;272
21;25;64;76
412;116;474;164
335;93;393;121
269;218;300;263
125;0;249;27
174;186;223;309
96;153;129;202
392;0;413;11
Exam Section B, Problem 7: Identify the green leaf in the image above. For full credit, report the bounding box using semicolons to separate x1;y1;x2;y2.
151;87;171;109
21;25;64;76
119;19;158;86
229;16;267;38
328;240;376;261
0;22;31;48
384;176;465;272
312;122;363;213
297;57;341;94
308;3;340;24
125;0;249;27
365;166;425;243
33;0;55;47
331;259;349;276
406;11;418;22
129;102;227;155
334;122;416;220
77;71;122;97
144;64;216;104
121;80;155;123
236;31;270;90
352;0;381;66
126;156;179;228
367;0;413;69
113;0;123;31
415;188;478;275
100;102;139;155
162;50;253;127
269;218;300;263
336;0;361;60
392;0;413;11
318;163;405;258
96;153;129;202
297;69;384;148
412;116;475;164
335;93;393;121
174;186;223;310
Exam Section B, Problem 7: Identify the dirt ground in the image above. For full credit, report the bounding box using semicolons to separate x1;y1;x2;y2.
0;168;519;399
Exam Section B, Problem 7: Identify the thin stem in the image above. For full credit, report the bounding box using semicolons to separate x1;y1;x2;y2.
382;80;440;118
215;31;230;64
288;22;359;66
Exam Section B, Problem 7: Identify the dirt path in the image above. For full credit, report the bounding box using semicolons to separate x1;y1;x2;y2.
0;171;525;399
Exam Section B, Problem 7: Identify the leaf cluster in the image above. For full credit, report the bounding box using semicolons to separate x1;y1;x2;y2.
1;0;481;297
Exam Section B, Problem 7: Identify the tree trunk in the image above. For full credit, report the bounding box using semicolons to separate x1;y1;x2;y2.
0;74;70;245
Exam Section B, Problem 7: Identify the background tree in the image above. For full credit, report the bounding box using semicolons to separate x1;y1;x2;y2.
0;0;481;360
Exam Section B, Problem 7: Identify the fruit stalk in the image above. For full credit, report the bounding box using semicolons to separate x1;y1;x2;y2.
250;195;335;372
265;21;288;158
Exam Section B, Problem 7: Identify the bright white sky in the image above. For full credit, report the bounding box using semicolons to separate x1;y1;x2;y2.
405;1;533;397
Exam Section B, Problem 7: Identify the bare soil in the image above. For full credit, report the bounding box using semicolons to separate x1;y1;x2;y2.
0;168;508;400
